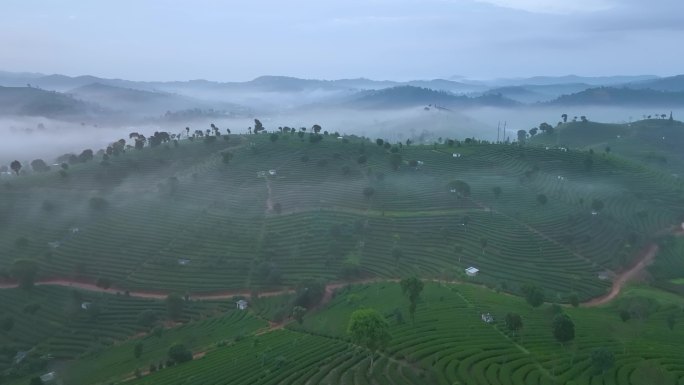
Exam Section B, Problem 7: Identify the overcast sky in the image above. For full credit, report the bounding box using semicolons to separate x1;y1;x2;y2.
1;0;682;81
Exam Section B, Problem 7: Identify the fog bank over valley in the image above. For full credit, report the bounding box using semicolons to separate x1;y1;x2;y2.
2;71;684;166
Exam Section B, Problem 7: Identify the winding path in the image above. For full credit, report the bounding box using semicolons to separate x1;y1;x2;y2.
0;240;660;307
583;242;659;307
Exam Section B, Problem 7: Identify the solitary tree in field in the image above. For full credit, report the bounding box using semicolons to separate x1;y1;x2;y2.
376;138;384;146
536;194;548;205
505;312;523;337
292;306;307;324
347;308;391;369
10;160;21;175
552;313;575;345
312;124;322;134
528;127;538;137
539;122;554;135
166;294;184;321
31;159;50;172
167;344;193;364
447;180;471;199
11;259;38;290
134;342;144;359
561;114;568;123
590;348;615;375
522;283;544;308
517;129;527;144
253;119;264;134
400;277;424;324
480;238;488;254
389;153;402;170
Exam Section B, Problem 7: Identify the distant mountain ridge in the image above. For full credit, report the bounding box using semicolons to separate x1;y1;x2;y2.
0;86;106;118
347;85;519;109
547;87;684;106
3;71;684;117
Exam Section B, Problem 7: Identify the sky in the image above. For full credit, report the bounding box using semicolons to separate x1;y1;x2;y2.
1;0;683;81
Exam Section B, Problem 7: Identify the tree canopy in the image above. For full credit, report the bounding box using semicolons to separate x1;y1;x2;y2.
168;343;193;364
505;312;523;336
11;259;38;290
447;180;471;198
400;277;424;323
552;313;575;344
166;294;184;321
591;347;615;374
522;283;545;308
347;308;391;368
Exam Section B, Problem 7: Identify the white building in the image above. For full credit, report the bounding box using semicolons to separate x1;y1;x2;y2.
268;170;277;176
465;267;479;277
236;299;248;310
452;153;462;158
40;372;57;384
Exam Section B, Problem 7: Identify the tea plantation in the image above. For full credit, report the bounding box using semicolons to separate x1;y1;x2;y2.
1;121;683;384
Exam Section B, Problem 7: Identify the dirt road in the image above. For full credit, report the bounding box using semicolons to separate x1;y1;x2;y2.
582;243;659;307
0;243;661;307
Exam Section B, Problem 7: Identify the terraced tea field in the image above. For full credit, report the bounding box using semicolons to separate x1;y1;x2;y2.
2;130;681;300
1;124;683;384
118;282;684;385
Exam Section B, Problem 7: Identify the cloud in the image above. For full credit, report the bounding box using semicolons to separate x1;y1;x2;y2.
473;0;615;14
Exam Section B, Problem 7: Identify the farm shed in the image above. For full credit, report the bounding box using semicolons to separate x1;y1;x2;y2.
40;371;58;384
236;299;249;310
465;267;479;277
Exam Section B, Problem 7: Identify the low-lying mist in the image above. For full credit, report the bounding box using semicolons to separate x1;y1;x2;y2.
3;104;681;167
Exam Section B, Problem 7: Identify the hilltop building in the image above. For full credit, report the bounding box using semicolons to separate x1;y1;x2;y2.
465;267;479;277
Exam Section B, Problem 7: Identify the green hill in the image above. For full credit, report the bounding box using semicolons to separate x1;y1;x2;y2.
0;86;105;118
528;118;684;175
349;86;519;109
2;130;683;299
2;128;684;384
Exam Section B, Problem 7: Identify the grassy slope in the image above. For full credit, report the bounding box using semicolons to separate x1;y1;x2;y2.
128;281;684;385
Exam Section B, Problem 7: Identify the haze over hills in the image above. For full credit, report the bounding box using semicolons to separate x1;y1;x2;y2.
0;86;106;119
67;83;247;118
547;87;684;107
